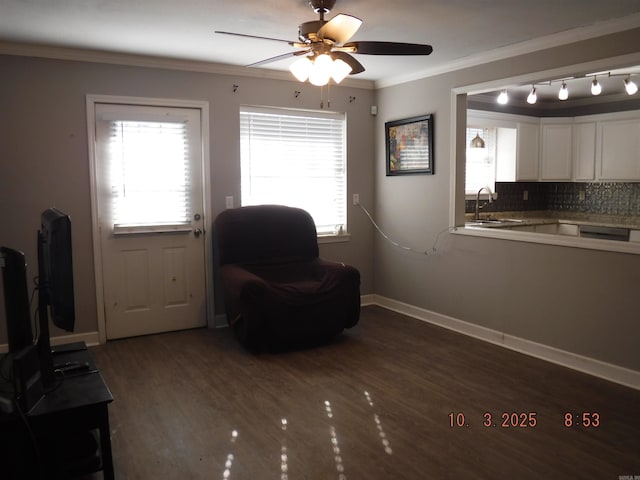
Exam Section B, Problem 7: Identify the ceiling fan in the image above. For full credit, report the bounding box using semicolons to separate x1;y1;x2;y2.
215;0;433;85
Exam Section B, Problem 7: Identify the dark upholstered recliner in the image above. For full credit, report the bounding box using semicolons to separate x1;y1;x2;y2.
214;205;360;350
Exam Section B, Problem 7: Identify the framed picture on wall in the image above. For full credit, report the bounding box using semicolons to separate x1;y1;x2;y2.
385;114;434;176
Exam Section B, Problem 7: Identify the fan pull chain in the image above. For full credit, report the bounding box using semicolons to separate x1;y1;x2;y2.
319;83;333;109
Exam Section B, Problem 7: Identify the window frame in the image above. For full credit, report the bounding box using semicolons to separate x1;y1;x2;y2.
465;125;498;198
239;105;348;239
95;105;201;235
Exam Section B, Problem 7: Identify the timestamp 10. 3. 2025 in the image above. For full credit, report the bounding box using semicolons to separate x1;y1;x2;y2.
449;412;538;428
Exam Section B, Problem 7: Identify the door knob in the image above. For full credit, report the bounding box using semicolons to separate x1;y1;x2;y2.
193;228;203;238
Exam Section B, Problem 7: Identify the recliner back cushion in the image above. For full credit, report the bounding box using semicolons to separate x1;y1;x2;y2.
215;205;320;265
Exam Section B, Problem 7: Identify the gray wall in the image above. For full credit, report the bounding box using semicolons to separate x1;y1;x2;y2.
2;26;639;374
374;28;640;371
0;55;375;342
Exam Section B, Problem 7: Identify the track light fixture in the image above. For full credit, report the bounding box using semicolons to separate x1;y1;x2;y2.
494;72;639;104
625;76;638;95
558;81;569;101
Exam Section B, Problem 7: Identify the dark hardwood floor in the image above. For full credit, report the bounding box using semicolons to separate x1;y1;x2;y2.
88;305;640;479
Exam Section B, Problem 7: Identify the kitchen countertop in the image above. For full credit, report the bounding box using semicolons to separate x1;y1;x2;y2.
465;211;640;230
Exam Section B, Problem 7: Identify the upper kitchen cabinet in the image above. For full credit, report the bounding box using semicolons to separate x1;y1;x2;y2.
540;119;572;181
572;122;596;181
516;122;539;180
598;114;640;180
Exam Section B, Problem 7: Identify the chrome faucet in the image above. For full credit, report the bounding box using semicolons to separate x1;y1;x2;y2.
475;186;494;220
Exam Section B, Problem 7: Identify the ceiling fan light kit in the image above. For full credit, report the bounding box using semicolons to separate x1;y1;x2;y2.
330;58;352;83
215;0;433;87
290;54;353;85
309;53;334;85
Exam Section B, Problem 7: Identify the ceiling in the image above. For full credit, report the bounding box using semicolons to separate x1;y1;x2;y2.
2;0;640;87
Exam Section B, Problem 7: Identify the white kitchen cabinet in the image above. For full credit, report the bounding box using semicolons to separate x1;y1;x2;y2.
468;109;640;182
598;118;640;180
495;127;517;182
540;120;573;180
557;224;579;236
516;122;539;180
572;122;596;181
507;223;579;236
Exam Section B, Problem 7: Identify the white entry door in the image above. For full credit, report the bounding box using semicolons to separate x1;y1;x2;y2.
94;103;207;339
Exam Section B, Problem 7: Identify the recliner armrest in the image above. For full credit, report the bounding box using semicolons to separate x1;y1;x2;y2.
220;264;267;297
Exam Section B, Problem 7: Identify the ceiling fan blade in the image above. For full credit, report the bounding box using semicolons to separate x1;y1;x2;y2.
317;13;362;44
343;41;433;56
215;30;296;45
246;50;310;68
331;51;365;75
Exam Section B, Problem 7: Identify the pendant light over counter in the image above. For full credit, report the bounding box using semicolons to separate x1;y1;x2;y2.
469;132;485;149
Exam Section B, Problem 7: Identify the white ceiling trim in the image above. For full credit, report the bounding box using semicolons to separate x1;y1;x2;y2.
375;12;640;89
0;40;376;90
2;10;639;92
452;51;640;98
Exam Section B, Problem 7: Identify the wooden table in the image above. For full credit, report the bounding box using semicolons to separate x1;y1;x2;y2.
24;342;114;479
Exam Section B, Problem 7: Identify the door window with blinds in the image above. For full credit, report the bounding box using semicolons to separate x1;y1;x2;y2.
95;104;201;234
240;106;347;236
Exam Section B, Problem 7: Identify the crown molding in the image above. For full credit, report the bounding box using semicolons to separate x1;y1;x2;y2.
0;40;376;90
2;10;639;92
375;12;640;89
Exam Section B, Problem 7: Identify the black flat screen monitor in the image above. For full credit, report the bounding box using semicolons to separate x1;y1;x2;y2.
37;208;76;388
39;208;75;332
0;247;34;353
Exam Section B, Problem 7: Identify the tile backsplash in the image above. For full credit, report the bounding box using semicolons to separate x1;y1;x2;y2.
466;182;640;216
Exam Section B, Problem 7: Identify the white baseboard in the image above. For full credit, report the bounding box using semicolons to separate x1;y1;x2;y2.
371;294;640;391
0;330;101;354
212;313;228;328
360;294;377;306
7;296;636;390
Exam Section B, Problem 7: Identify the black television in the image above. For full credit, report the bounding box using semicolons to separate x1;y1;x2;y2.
0;247;34;354
37;207;76;387
39;208;76;332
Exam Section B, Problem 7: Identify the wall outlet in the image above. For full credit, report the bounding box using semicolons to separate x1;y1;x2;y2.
352;193;360;206
225;196;234;209
523;190;529;201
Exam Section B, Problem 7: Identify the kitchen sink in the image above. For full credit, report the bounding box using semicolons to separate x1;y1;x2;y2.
467;218;525;225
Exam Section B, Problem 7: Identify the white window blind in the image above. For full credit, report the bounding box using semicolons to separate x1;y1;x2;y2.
465;127;497;195
240;106;347;236
107;119;191;228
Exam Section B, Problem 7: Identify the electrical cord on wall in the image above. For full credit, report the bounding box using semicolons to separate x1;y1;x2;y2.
357;203;456;256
